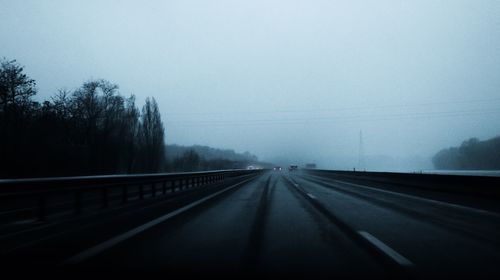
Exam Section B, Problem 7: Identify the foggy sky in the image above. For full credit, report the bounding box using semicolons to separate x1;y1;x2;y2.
1;0;499;170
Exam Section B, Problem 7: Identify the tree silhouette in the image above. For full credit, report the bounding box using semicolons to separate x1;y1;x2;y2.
1;57;260;177
0;58;37;112
433;136;500;170
138;97;165;172
0;58;168;178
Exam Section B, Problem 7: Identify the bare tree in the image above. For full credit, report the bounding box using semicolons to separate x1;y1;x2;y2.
0;58;37;112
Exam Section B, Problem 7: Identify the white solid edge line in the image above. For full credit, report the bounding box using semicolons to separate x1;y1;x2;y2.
358;231;414;267
62;177;255;265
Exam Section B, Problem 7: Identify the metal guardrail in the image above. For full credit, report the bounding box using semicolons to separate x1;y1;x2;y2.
0;169;264;222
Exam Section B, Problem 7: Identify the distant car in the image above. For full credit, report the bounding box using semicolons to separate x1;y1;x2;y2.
289;164;298;171
273;166;282;171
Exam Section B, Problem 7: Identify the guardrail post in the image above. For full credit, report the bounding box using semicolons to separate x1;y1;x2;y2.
162;181;166;194
74;190;82;215
152;183;156;197
139;184;144;199
122;185;128;203
38;194;46;221
101;188;108;208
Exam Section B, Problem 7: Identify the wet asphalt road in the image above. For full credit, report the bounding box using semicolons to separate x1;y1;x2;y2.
62;171;500;279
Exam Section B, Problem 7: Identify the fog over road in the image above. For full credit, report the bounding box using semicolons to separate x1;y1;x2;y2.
2;1;500;170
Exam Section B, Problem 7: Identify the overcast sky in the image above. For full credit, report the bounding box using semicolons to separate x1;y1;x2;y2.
1;0;499;170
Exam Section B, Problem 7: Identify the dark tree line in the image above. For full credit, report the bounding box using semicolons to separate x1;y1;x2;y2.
166;145;260;172
0;58;165;178
433;136;500;170
169;149;256;172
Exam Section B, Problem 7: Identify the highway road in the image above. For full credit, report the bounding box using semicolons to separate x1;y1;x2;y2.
2;171;500;279
56;171;499;279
